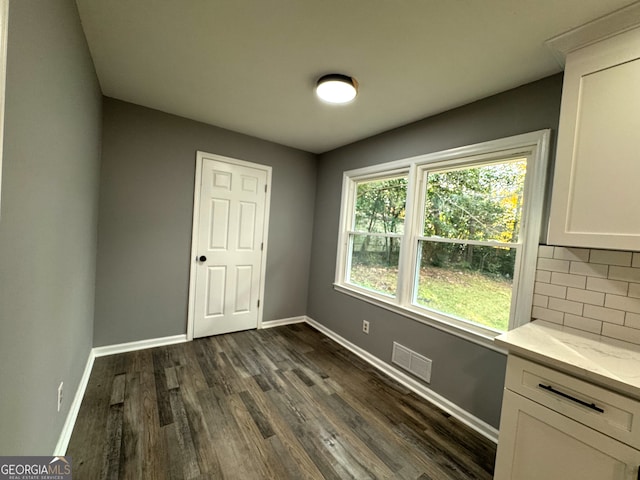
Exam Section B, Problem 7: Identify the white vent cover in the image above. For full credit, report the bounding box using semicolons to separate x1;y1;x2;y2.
392;342;432;383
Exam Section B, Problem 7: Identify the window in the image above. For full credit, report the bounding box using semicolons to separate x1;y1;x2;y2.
415;160;525;331
335;131;550;345
347;174;408;297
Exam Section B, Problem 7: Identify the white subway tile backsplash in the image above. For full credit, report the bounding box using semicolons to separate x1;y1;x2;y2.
532;294;549;308
538;245;554;258
569;262;608;278
532;306;564;324
550;272;586;289
566;287;604;306
586;277;628;295
589;249;632;266
626;312;640;330
605;294;640;315
535;270;551;283
608;266;640;283
629;283;640;299
602;323;640;344
583;304;625;325
563;314;602;334
534;281;567;299
553;247;590;262
548;297;583;315
537;258;570;273
534;245;640;346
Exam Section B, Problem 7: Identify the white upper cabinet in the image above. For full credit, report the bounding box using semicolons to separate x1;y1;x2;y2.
547;8;640;251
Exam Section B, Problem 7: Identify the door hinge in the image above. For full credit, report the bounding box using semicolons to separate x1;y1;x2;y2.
257;299;260;308
264;184;267;193
261;242;264;251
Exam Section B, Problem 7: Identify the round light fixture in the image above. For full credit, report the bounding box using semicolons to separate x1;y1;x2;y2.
316;74;358;104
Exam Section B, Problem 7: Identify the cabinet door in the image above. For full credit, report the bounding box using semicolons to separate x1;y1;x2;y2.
547;27;640;250
494;390;640;480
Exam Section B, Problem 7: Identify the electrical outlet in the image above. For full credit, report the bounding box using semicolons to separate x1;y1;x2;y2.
57;382;63;412
362;320;370;334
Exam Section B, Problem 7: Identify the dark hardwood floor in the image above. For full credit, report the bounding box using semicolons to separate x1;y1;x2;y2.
67;324;496;479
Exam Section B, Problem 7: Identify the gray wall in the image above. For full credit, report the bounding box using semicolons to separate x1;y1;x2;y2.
0;0;102;454
94;98;316;346
307;74;563;428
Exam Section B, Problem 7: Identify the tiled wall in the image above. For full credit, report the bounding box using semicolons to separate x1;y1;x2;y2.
532;245;640;345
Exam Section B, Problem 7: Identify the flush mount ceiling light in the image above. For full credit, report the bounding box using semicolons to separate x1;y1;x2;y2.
316;74;358;104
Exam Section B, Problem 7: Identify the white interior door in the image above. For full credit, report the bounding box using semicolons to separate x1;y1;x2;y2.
190;153;270;338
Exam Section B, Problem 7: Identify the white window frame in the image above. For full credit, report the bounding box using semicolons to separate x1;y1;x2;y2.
0;0;8;219
334;130;550;350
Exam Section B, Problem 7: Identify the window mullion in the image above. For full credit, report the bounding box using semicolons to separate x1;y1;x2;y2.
396;164;421;307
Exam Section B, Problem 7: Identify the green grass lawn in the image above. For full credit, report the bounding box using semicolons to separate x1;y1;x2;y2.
350;264;512;331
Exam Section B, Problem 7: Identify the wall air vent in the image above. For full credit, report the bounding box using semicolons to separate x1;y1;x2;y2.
392;342;432;383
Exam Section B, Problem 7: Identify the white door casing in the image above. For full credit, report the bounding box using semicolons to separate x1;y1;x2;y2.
188;152;271;339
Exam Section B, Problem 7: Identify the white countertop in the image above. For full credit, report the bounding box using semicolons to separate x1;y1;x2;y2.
495;321;640;399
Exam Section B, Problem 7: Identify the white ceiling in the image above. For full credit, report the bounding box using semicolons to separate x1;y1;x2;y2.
75;0;633;154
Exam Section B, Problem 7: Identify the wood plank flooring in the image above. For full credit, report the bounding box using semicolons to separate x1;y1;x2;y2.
67;324;496;479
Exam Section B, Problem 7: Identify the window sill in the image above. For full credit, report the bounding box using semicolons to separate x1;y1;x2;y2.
333;283;509;354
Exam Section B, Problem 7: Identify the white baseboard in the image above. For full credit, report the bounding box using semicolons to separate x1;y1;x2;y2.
260;316;307;329
53;349;95;456
304;316;499;444
93;334;188;358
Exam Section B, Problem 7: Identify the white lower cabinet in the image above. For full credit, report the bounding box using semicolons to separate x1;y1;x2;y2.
495;356;640;479
495;390;640;480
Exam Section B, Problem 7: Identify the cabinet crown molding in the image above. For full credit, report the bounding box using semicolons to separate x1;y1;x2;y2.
545;1;640;66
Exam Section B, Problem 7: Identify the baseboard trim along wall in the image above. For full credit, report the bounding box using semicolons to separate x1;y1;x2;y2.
56;319;497;453
260;316;307;329
93;334;188;358
304;316;500;444
54;350;95;456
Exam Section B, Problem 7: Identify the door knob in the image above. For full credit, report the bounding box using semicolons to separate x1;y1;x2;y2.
198;255;207;262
